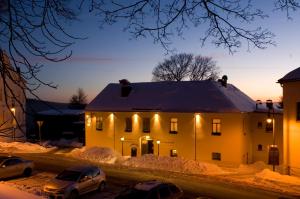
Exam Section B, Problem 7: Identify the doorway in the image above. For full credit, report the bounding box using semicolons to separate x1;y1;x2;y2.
141;138;154;155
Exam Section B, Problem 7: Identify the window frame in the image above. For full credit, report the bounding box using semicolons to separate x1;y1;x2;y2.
125;117;132;132
169;118;178;134
212;119;221;136
96;116;103;131
297;102;300;121
212;152;221;161
142;117;150;133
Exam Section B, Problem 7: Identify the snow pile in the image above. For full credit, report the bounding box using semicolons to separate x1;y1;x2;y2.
0;141;54;153
123;154;226;175
237;161;267;174
0;183;43;199
254;169;300;185
43;138;83;148
68;146;121;164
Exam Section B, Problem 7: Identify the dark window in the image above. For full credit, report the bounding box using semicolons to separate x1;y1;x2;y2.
143;118;150;133
3;158;22;166
170;149;178;157
297;102;300;121
258;144;263;151
170;118;178;134
266;121;273;132
96;117;103;131
125;117;132;132
212;119;221;136
169;184;180;194
212;152;221;161
257;122;263;129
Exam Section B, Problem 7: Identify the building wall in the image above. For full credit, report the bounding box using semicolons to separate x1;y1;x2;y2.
282;81;300;175
86;111;258;164
250;112;283;165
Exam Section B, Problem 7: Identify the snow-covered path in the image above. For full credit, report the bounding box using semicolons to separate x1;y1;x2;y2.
0;183;43;199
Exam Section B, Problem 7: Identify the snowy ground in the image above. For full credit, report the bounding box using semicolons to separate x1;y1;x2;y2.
0;142;300;198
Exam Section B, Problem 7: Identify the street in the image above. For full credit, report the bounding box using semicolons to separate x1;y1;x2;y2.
2;152;295;199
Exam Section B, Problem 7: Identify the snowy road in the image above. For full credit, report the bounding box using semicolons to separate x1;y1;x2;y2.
5;152;296;199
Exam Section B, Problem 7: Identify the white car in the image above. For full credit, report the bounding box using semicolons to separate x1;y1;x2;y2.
43;165;106;199
0;156;34;179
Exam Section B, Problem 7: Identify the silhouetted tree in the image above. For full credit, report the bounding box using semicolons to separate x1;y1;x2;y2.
69;88;87;109
152;53;193;81
152;53;219;81
189;56;219;81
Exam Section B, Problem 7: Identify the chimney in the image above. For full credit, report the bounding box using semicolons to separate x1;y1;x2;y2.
218;75;228;87
119;79;132;97
256;100;262;110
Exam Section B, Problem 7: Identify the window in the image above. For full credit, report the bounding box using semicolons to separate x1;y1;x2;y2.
170;118;178;134
257;122;263;129
158;185;171;198
96;117;103;131
212;152;221;161
257;144;263;151
143;118;150;133
265;121;273;132
125;117;132;132
297;102;300;121
212;119;221;136
170;149;177;157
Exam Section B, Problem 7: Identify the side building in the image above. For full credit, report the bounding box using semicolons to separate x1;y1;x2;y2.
278;67;300;175
85;79;282;165
0;50;26;141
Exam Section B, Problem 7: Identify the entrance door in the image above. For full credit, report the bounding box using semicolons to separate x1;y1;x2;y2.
141;139;154;155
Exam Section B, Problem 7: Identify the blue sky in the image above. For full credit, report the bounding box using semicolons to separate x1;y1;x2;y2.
36;1;300;103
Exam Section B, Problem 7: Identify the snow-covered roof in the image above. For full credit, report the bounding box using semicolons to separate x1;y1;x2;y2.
278;67;300;83
86;80;263;113
38;109;84;116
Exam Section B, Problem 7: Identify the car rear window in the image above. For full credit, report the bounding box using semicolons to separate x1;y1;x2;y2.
169;184;180;194
56;170;82;181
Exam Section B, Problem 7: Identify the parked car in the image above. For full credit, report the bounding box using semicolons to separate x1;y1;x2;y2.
115;180;183;199
43;165;106;199
0;156;34;179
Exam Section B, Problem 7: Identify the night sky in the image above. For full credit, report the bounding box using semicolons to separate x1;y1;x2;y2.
34;1;300;103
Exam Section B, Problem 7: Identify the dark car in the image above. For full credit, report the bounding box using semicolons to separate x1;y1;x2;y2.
115;180;183;199
0;156;34;179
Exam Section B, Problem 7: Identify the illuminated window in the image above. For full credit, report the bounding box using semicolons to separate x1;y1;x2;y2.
212;152;221;161
266;121;273;132
297;102;300;121
143;118;150;133
170;118;178;134
212;119;221;136
170;149;177;157
125;117;132;132
96;116;103;131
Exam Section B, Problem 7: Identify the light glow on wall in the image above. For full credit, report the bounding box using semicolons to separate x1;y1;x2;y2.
195;114;200;124
145;135;150;140
120;136;125;141
86;114;91;127
110;113;114;122
134;113;138;123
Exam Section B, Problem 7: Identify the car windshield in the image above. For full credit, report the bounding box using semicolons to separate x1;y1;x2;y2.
117;188;149;199
55;170;82;181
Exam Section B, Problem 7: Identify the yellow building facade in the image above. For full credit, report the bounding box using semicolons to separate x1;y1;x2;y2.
278;68;300;175
86;80;283;165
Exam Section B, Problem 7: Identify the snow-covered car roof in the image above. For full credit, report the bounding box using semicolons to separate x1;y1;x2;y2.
86;80;259;113
134;180;166;191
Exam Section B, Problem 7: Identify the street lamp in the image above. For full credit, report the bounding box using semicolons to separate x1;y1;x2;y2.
120;137;125;156
266;100;279;171
156;140;160;156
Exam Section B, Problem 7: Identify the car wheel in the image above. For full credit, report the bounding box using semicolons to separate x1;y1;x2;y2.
23;168;32;177
68;190;79;199
98;181;106;192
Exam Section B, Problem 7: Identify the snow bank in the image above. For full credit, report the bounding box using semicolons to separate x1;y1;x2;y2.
0;141;54;153
68;146;122;164
123;154;226;175
255;169;300;185
237;161;267;174
68;147;226;175
0;183;43;199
